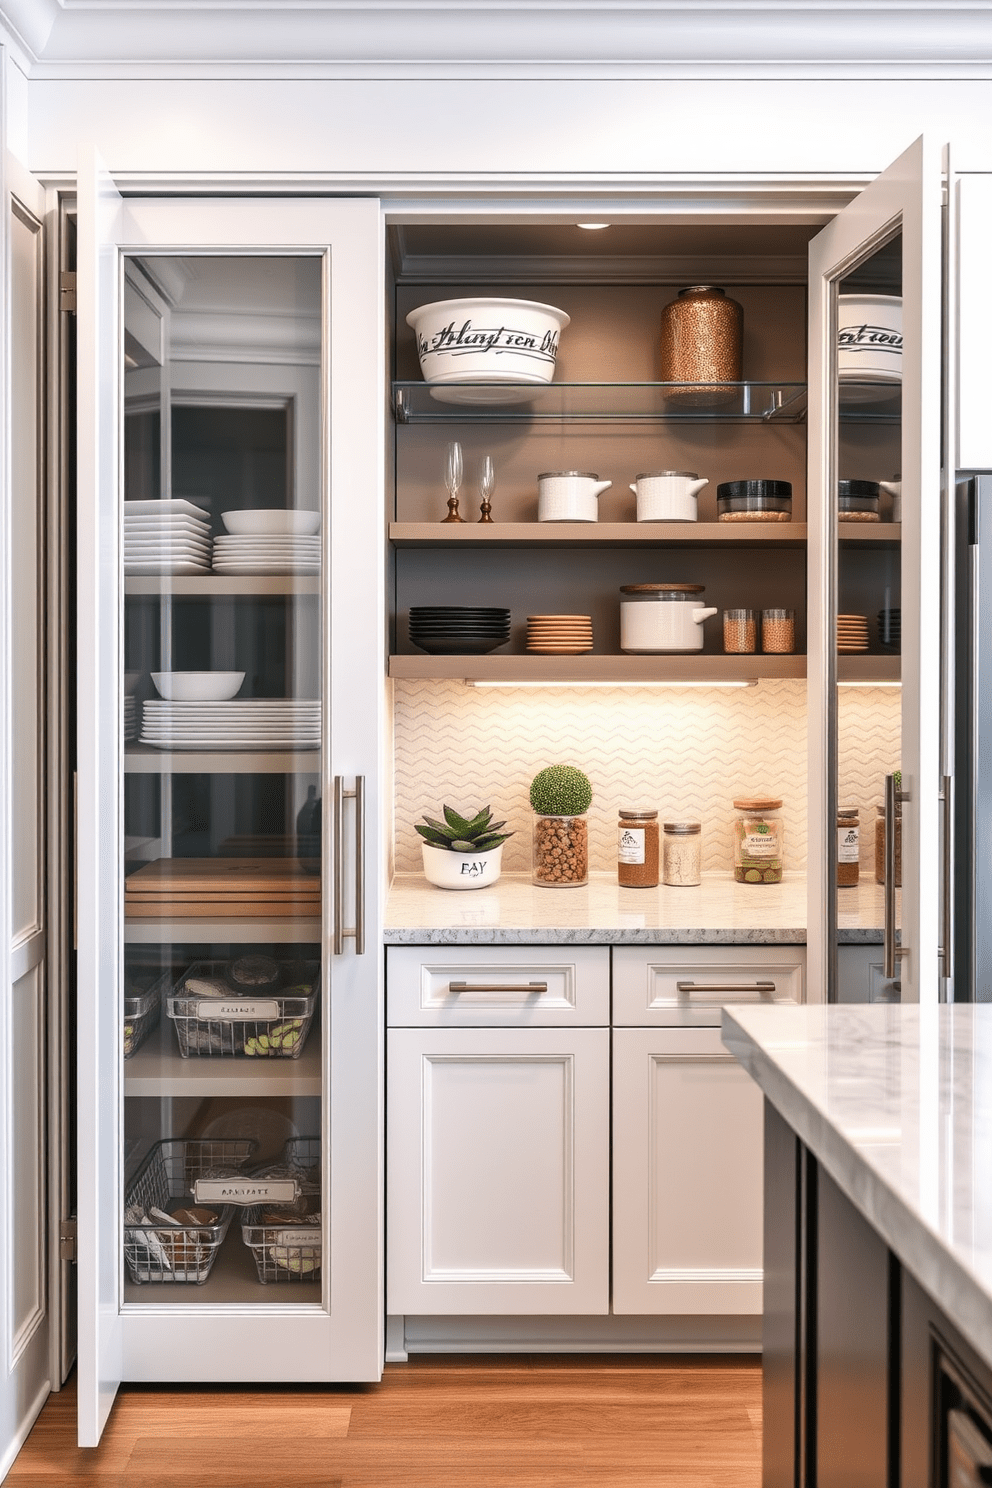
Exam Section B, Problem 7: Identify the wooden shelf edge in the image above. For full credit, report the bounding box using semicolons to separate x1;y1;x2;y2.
388;654;806;683
389;521;808;548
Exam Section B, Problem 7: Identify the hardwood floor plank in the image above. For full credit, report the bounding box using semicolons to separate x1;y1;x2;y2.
7;1358;762;1487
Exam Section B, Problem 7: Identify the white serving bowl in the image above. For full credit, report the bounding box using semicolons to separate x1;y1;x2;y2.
221;510;321;537
406;297;570;388
421;842;503;891
151;671;245;702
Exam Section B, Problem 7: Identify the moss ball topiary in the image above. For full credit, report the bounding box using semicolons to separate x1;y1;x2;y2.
529;764;593;816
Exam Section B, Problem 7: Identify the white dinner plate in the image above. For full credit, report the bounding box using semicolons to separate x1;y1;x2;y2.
211;563;320;574
124;498;211;520
124;561;212;574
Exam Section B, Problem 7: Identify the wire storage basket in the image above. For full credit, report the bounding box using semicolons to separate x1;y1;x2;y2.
166;959;319;1059
241;1137;322;1284
123;1138;257;1284
123;969;167;1059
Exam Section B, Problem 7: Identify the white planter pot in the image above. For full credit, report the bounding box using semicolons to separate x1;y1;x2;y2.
406;297;570;388
421;842;504;890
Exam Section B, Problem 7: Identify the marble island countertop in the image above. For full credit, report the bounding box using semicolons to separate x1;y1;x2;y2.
723;1004;992;1368
384;871;889;944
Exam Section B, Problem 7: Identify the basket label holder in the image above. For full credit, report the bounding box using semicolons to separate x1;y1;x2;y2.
195;1177;299;1206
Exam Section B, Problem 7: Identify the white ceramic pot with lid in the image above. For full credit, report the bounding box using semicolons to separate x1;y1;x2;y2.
537;471;612;522
619;584;719;653
630;471;708;522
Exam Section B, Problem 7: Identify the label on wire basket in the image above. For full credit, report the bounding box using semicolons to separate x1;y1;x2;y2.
271;1227;323;1248
193;998;281;1021
194;1177;299;1206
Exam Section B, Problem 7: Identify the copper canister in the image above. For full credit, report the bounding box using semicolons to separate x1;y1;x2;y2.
660;286;743;405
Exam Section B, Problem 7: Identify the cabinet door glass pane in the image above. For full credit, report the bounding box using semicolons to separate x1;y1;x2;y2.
834;236;902;1002
122;255;325;1305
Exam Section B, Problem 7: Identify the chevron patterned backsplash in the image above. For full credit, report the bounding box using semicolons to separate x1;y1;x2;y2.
392;679;901;877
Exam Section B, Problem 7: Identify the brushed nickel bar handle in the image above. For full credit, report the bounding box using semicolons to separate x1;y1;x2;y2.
333;775;345;957
676;980;776;994
940;774;952;981
448;980;549;994
354;775;366;956
883;773;909;981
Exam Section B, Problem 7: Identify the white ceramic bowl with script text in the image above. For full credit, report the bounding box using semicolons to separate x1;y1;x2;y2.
406;297;570;405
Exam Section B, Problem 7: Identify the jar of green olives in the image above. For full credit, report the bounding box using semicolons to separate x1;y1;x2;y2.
732;796;784;883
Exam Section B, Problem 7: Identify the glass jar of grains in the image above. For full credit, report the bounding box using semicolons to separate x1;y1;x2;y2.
733;797;784;883
723;609;757;654
663;822;702;885
837;807;860;887
761;609;796;653
617;809;659;888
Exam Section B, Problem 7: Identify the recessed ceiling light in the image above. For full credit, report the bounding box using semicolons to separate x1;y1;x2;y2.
577;223;610;231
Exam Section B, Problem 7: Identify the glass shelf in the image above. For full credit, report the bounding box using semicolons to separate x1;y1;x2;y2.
392;381;902;425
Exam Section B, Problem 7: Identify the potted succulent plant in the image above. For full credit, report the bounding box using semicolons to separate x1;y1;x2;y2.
415;804;514;890
529;764;593;886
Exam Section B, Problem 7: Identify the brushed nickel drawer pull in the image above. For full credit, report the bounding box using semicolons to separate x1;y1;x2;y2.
675;980;776;994
448;980;549;994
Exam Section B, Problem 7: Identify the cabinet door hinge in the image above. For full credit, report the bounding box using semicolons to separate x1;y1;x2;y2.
59;272;76;315
59;1217;77;1263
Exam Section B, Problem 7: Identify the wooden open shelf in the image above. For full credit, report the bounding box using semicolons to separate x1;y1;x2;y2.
390;521;809;549
389;653;901;684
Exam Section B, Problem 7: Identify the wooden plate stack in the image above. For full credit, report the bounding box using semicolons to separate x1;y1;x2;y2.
837;614;869;653
124;857;322;918
526;615;594;654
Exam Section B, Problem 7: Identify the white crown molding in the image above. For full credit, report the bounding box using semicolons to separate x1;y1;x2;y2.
3;3;992;76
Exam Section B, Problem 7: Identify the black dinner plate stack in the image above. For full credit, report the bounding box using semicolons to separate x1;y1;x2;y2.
409;606;512;655
878;607;901;651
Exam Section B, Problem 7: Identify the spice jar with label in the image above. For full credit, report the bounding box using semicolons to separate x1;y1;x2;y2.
617;809;659;888
663;822;702;886
733;797;784;883
837;807;860;887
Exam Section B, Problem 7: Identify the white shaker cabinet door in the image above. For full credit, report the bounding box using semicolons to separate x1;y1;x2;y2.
387;1027;609;1315
612;1028;763;1315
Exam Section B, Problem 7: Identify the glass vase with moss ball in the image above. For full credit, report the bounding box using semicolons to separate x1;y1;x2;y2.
529;765;592;887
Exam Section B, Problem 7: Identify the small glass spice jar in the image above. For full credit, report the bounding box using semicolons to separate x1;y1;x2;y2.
663;822;702;886
617;809;659;888
837;807;860;887
874;804;902;886
724;608;757;654
762;609;796;653
733;797;784;883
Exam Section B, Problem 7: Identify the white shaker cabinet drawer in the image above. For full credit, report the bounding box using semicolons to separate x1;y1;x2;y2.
386;945;610;1027
612;945;805;1026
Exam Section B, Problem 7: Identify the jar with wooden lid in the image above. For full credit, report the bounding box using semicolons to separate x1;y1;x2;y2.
663;822;702;886
733;797;784;883
617;809;659;888
837;808;860;887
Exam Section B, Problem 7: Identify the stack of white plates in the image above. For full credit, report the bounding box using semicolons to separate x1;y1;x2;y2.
140;699;321;752
124;697;138;742
124;500;212;575
212;535;320;575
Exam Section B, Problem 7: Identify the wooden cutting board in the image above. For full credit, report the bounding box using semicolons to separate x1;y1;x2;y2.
125;857;322;896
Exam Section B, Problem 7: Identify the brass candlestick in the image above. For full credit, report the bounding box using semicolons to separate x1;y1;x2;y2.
441;441;465;523
479;455;495;523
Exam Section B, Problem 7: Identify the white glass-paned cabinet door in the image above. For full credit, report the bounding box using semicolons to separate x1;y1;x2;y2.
807;137;944;1006
76;157;385;1446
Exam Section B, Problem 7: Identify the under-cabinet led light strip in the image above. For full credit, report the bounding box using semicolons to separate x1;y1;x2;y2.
837;681;901;688
466;679;757;689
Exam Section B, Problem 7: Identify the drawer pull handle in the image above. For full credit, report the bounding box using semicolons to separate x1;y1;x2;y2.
675;980;776;994
448;980;549;994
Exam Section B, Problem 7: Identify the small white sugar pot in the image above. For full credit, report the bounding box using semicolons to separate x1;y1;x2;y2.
620;583;718;653
538;471;612;522
630;471;708;522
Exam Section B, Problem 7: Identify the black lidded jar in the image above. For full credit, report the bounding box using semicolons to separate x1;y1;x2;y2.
717;479;793;524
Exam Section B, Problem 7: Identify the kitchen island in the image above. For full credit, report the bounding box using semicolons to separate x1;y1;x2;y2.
722;1004;992;1488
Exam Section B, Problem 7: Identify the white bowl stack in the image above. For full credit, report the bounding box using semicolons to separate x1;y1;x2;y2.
124;499;213;574
216;510;321;574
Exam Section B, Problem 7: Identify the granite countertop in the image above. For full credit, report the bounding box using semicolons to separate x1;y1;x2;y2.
722;1003;992;1368
384;871;888;944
